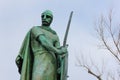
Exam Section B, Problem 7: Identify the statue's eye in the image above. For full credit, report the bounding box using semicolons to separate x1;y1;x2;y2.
41;15;44;18
41;15;52;19
46;15;52;18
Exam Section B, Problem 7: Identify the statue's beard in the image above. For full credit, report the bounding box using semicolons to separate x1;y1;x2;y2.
42;21;51;26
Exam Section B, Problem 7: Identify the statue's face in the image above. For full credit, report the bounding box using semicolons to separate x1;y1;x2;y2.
41;10;53;26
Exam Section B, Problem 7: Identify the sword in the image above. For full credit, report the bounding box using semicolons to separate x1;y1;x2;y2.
60;11;73;80
63;11;73;47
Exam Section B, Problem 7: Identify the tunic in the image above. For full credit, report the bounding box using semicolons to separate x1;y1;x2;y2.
31;26;60;80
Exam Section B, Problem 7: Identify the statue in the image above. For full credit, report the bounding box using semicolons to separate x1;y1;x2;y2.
15;10;68;80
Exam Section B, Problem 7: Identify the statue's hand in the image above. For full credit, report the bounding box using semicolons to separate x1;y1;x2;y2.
15;55;23;74
57;45;68;55
61;46;68;53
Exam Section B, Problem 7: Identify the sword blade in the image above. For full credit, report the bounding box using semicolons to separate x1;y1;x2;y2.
63;11;73;47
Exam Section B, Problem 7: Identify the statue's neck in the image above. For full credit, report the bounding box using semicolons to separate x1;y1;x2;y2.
40;26;56;35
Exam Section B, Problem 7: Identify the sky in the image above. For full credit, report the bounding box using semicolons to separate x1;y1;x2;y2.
0;0;120;80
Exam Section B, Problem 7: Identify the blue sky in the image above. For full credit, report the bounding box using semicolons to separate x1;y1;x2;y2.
0;0;120;80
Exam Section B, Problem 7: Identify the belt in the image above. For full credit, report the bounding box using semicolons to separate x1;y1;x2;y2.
33;50;49;56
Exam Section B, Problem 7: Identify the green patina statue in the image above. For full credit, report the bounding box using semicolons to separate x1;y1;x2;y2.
15;10;68;80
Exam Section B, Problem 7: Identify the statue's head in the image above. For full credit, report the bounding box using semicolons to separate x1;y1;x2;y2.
41;10;53;26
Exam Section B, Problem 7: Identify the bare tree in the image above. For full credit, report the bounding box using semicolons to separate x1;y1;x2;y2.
95;9;120;62
76;53;104;80
77;10;120;80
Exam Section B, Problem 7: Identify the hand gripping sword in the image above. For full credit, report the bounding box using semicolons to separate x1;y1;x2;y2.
60;11;73;80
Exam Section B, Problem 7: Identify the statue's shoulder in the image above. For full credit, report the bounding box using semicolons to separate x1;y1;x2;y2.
30;26;44;35
31;26;41;31
50;28;57;35
31;26;41;29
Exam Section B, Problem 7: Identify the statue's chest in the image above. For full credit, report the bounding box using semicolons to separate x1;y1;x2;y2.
41;29;57;43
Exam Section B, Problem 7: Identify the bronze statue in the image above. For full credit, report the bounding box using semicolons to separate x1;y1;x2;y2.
15;10;68;80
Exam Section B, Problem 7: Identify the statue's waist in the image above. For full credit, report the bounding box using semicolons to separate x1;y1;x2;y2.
33;50;49;56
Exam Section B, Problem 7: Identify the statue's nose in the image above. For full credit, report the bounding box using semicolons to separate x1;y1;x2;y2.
42;15;47;19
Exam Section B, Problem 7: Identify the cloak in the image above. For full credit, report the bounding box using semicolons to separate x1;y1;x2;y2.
16;30;33;80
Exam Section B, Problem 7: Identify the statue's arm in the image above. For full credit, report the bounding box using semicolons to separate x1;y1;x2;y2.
38;35;66;54
54;37;61;48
